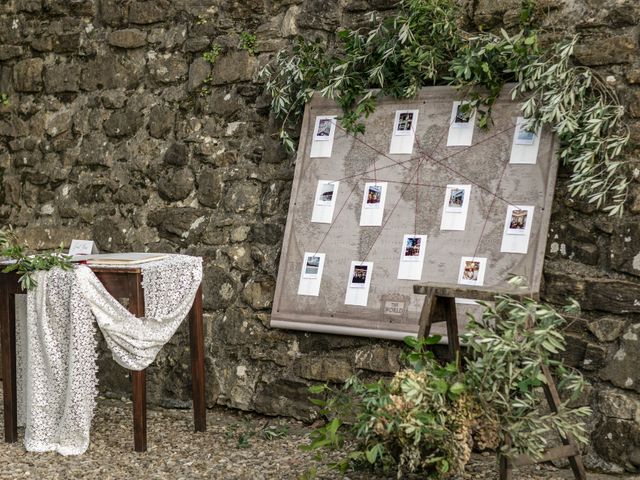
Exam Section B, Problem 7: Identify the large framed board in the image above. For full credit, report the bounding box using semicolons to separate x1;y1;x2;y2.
271;86;558;339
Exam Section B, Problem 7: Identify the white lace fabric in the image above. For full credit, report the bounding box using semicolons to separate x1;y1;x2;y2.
15;254;203;455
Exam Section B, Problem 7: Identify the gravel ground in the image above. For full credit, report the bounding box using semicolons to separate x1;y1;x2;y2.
0;396;634;480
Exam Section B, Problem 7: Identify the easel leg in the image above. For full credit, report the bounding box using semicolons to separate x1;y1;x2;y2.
540;363;587;480
499;435;513;480
442;297;459;365
417;288;436;339
189;286;206;432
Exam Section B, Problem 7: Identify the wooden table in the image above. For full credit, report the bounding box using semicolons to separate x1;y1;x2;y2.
0;265;206;452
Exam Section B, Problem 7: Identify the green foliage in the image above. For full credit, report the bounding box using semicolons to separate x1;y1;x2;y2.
0;227;73;290
260;0;632;213
462;294;591;461
203;43;222;65
0;93;9;107
239;32;257;56
307;350;473;479
305;295;590;478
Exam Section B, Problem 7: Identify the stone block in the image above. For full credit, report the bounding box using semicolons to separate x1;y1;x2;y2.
163;142;188;166
574;32;638;66
593;418;640;467
77;134;114;167
148;207;207;241
202;265;238;311
147;106;175;139
628;88;640;119
253;378;315;421
583;342;608;371
598;388;640;421
98;0;129;27
81;54;143;90
103;109;143;138
44;63;81;93
295;356;354;383
210;51;258;85
157;167;194;201
588;316;627;342
584;278;640;314
224;180;262;213
354;345;401;373
197;167;223;208
241;278;275;310
188;57;211;92
0;45;23;61
148;53;188;84
107;28;147;49
129;0;170;24
13;58;44;93
602;323;640;393
52;33;81;53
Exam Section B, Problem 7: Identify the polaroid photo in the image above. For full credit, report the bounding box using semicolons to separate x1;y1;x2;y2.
458;256;487;286
303;254;322;279
316;182;336;206
515;122;536;145
445;187;466;212
364;184;383;209
394;110;417;137
402;236;423;262
313;116;334;141
451;102;472;129
350;264;369;288
507;207;529;235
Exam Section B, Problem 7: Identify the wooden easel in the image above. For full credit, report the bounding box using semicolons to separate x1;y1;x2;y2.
413;283;587;480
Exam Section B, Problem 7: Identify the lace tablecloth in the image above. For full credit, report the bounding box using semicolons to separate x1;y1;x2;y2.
15;254;202;455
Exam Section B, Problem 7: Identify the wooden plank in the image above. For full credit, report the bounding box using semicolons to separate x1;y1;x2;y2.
512;444;579;467
189;285;206;432
499;434;513;480
413;282;539;301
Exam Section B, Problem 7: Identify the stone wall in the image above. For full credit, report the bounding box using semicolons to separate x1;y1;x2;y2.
1;0;640;473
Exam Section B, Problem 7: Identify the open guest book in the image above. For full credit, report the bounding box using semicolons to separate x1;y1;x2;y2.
70;253;168;265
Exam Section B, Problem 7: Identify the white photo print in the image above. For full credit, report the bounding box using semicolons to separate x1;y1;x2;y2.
394;110;418;136
314;116;334;141
458;256;487;286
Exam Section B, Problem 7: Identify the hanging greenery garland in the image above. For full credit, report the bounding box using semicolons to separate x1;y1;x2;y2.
259;0;630;215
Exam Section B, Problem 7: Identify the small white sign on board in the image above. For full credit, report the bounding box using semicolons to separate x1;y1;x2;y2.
68;240;98;256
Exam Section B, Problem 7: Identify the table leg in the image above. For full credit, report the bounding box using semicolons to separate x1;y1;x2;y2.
129;273;147;452
0;288;17;443
189;285;206;432
132;370;147;452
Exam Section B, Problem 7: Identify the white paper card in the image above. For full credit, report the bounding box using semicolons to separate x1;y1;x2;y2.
345;261;373;306
458;256;487;286
500;205;535;254
297;252;326;296
447;101;475;146
389;109;419;154
68;239;97;255
509;117;541;164
311;180;340;223
310;115;337;158
397;234;427;280
360;182;388;226
440;184;471;231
